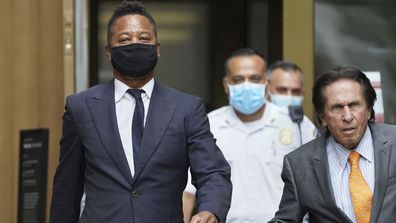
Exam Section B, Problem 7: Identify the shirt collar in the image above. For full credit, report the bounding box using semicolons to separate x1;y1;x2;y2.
218;106;239;128
329;126;374;169
114;78;155;102
262;102;283;126
355;126;374;163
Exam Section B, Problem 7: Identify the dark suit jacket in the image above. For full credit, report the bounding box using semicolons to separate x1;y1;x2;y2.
269;123;396;223
50;80;232;223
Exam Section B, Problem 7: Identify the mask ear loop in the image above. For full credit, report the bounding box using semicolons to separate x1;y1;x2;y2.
263;72;270;100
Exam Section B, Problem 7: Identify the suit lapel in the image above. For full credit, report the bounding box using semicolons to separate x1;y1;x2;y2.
313;133;353;223
133;82;177;182
370;123;390;223
86;80;134;185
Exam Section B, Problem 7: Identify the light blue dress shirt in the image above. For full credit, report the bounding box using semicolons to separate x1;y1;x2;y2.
326;127;375;223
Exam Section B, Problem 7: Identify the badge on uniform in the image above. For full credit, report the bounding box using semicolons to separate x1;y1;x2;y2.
279;128;293;145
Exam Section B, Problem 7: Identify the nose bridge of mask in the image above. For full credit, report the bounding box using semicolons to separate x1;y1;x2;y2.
228;81;266;97
270;92;303;107
270;92;291;99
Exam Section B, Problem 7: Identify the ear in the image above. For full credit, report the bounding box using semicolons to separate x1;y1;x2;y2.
105;44;111;60
266;79;271;87
156;41;161;57
223;77;229;96
265;80;271;98
320;115;327;127
367;108;372;120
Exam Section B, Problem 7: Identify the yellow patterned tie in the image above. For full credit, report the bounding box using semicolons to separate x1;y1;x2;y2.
348;151;372;223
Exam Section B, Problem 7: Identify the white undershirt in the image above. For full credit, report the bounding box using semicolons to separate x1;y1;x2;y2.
114;78;154;176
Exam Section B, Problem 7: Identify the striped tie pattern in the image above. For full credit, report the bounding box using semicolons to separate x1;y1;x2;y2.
348;151;372;223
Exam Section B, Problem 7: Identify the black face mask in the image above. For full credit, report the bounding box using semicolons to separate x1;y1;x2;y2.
110;43;158;78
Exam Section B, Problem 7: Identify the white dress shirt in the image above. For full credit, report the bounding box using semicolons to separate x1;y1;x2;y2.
327;127;375;223
114;78;154;176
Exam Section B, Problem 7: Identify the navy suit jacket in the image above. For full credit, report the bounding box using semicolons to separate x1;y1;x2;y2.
50;80;232;223
269;123;396;223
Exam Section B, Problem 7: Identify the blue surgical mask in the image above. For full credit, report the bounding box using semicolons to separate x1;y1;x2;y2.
270;93;303;107
228;82;266;115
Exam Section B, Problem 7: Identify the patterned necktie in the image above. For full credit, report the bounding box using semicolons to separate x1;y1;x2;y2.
127;89;145;169
348;151;372;223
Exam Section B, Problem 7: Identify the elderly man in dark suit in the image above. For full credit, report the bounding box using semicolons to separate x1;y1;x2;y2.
49;1;232;223
269;67;396;223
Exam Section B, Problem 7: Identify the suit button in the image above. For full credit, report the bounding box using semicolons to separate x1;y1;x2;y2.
132;190;138;197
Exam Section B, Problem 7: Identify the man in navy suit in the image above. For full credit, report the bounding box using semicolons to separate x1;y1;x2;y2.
49;1;232;223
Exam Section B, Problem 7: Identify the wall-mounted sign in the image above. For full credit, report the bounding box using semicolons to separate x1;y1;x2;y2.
364;71;384;123
18;129;49;223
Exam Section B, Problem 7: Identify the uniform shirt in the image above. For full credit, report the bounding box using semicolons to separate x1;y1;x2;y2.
186;102;317;222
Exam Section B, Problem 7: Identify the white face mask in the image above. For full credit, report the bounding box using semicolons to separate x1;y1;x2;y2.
270;93;303;107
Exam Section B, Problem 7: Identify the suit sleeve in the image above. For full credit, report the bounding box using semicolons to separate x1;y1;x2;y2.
186;98;232;223
269;155;304;223
50;96;85;223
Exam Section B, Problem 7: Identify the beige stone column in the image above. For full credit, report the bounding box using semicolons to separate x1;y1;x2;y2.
0;0;66;222
283;0;315;120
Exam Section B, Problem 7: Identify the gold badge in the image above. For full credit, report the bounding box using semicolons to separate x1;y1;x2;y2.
279;128;293;145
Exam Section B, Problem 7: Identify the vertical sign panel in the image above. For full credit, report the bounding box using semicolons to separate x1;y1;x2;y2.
364;71;384;123
18;129;49;223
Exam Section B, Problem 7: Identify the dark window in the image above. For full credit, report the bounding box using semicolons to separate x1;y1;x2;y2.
315;0;396;123
90;0;280;111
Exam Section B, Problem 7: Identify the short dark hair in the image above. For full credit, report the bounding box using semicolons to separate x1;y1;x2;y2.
312;67;376;124
266;60;304;79
107;1;157;44
224;48;266;75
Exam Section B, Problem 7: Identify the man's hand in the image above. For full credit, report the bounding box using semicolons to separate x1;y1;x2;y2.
190;211;219;223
